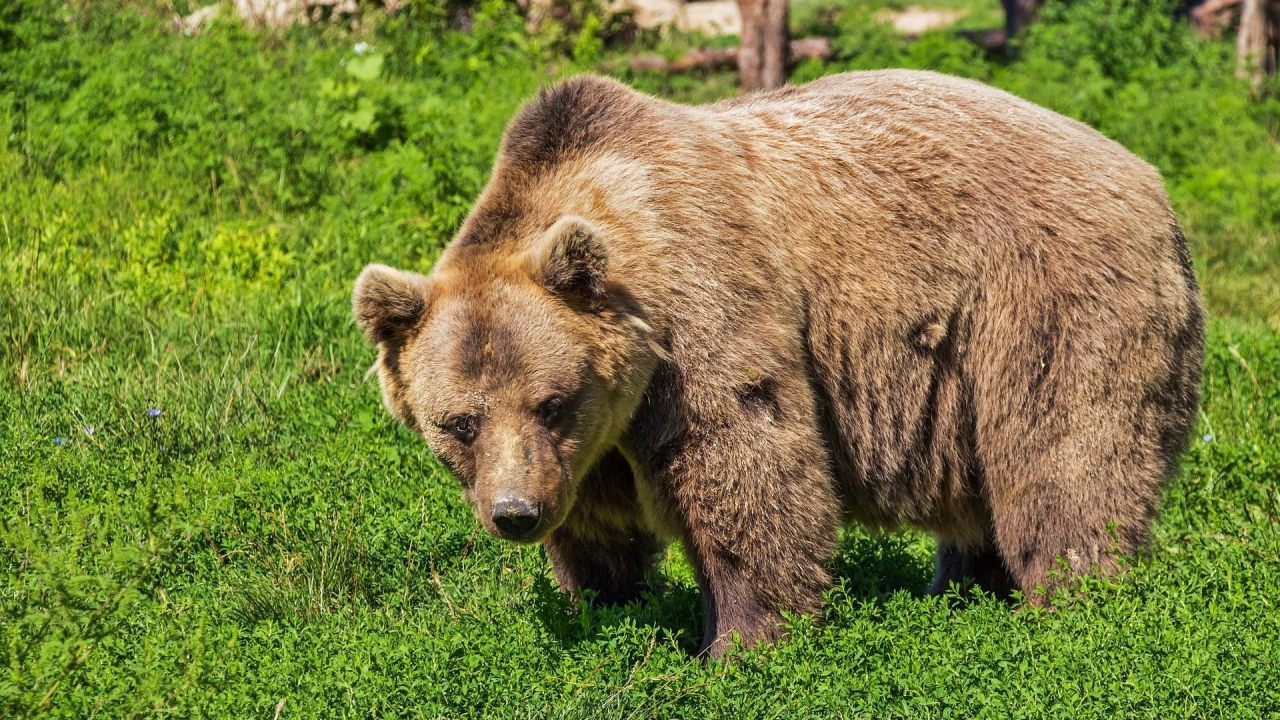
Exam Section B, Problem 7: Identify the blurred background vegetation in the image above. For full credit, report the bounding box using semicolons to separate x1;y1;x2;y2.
1;0;1278;716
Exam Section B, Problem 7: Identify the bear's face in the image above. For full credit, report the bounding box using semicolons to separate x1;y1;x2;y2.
353;216;658;543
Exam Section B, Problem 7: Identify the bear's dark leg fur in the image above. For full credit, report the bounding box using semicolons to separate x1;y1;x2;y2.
542;449;663;605
929;542;1017;599
638;361;841;658
687;548;797;658
679;470;835;659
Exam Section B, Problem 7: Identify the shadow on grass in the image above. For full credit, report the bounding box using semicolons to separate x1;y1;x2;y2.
829;532;935;602
530;532;938;654
529;562;705;654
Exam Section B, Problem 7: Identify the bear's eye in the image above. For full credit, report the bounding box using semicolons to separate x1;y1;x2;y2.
442;414;478;444
536;396;565;426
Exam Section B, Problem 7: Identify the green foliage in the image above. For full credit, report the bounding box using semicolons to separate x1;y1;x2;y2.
523;0;638;60
1026;0;1184;81
2;0;1279;716
572;12;606;66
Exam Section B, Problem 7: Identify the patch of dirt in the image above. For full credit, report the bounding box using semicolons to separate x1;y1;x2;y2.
876;5;967;36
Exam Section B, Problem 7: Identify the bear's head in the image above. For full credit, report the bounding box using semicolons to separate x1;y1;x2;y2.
353;216;659;543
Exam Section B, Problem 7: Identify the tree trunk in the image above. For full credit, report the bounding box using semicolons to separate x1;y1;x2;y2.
760;0;788;89
1273;2;1280;76
737;0;762;90
1001;0;1039;40
1237;0;1269;88
736;0;789;91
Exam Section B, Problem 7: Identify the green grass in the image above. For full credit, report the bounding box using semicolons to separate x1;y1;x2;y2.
2;0;1279;716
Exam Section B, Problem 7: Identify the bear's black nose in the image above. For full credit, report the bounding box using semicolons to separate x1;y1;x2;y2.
491;498;541;540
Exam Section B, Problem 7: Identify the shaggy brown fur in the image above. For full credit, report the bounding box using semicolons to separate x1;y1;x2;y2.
353;70;1204;658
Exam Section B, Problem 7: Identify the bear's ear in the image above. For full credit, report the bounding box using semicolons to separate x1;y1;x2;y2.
526;215;608;302
352;264;432;344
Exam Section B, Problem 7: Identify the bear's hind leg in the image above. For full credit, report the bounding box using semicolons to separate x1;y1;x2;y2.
929;542;1017;599
970;276;1197;603
986;484;1143;604
976;410;1163;604
975;361;1169;603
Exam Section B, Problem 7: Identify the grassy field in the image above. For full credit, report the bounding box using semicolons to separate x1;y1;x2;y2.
2;0;1279;716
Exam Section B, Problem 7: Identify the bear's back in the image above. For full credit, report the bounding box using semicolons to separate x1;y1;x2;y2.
700;69;1171;248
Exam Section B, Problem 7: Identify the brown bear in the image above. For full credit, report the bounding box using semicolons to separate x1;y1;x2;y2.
352;70;1204;657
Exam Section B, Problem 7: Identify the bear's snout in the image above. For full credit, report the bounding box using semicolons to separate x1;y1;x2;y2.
491;496;542;541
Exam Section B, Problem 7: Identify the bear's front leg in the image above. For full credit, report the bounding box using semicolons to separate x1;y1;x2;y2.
644;373;841;658
683;491;836;657
542;449;663;605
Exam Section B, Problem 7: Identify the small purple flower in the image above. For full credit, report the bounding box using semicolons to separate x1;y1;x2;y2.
1202;433;1214;442
83;426;95;437
146;408;163;418
52;437;68;446
354;41;371;55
